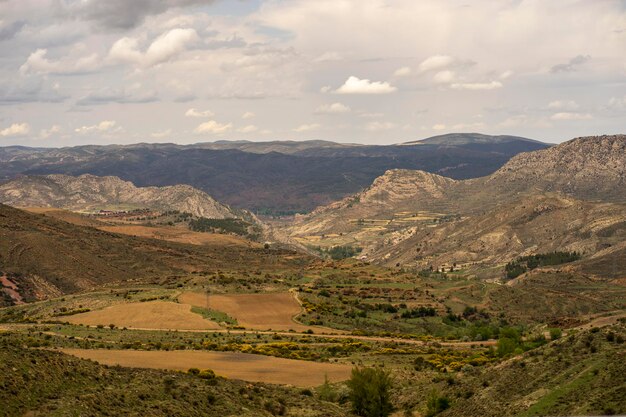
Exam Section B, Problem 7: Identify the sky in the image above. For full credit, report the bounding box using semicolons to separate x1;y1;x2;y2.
0;0;624;147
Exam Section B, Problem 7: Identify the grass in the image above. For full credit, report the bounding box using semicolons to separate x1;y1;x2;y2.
191;305;238;326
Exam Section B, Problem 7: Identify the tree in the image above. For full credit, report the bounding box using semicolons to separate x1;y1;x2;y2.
347;366;394;417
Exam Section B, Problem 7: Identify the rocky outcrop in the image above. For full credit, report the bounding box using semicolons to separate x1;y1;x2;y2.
0;174;237;219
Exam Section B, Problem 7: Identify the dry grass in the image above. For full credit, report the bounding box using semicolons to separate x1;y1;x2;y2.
179;292;331;332
65;301;222;330
98;225;258;247
60;348;352;387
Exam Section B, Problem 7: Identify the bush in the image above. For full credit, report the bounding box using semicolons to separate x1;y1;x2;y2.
425;390;450;417
347;366;393;417
549;328;562;340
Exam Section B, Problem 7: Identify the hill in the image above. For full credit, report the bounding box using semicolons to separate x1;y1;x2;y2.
0;174;238;219
438;324;626;416
0;134;549;213
0;204;306;304
284;135;626;272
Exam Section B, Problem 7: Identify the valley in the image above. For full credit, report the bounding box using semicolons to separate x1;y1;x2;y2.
0;134;625;416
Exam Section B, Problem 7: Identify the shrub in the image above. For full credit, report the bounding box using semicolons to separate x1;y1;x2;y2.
549;328;562;340
347;366;393;417
425;390;450;417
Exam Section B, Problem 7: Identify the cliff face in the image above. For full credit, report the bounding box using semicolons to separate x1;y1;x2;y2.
488;135;626;201
0;174;237;219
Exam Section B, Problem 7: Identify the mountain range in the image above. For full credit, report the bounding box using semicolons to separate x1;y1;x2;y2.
0;133;549;213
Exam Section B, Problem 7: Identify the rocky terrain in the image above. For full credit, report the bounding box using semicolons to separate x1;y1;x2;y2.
0;174;238;219
285;135;626;272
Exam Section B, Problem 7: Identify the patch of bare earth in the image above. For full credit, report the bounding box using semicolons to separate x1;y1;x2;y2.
179;291;339;333
65;300;222;330
60;349;352;387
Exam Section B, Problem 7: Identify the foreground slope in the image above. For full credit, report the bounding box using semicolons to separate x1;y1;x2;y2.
0;204;304;303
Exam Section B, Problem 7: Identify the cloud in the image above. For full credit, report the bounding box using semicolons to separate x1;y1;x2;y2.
109;28;199;68
293;123;320;132
0;80;68;104
194;120;232;134
242;112;255;119
418;55;455;73
185;108;214;118
315;102;351;114
432;124;447;131
433;70;456;84
60;0;216;30
39;125;62;139
76;87;158;106
75;120;120;134
313;52;343;62
365;121;395;131
450;81;502;90
393;66;411;77
550;54;591;73
550;112;593;120
548;100;579;110
0;123;30;137
0;20;25;41
20;49;100;75
237;125;258;133
334;76;397;94
151;129;172;138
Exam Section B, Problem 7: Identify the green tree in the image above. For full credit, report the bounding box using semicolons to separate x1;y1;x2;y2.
425;390;450;416
347;366;394;417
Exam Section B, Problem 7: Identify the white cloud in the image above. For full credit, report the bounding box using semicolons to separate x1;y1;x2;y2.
194;120;232;134
185;108;214;118
293;123;321;132
432;124;447;131
75;120;120;134
20;48;100;75
237;125;258;133
450;81;503;90
433;70;456;84
313;51;343;62
548;100;579;110
499;70;514;79
242;111;255;119
365;121;396;131
418;55;455;73
109;28;199;68
393;66;411;77
151;129;172;138
315;102;351;114
550;112;593;121
0;123;30;137
39;125;61;139
334;76;397;94
451;121;486;130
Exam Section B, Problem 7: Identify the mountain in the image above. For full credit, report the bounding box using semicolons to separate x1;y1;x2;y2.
0;134;549;213
0;174;238;219
284;135;626;271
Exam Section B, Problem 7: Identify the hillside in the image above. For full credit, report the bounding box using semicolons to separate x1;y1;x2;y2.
0;204;306;304
0;134;548;213
0;174;237;219
439;324;626;416
284;135;626;271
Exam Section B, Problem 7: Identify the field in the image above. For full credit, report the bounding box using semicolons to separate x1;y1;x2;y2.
98;224;258;247
179;291;331;332
61;348;352;387
65;301;222;330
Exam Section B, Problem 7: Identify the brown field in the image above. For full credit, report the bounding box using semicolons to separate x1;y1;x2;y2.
96;224;258;247
65;301;222;330
60;348;352;387
179;291;335;333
